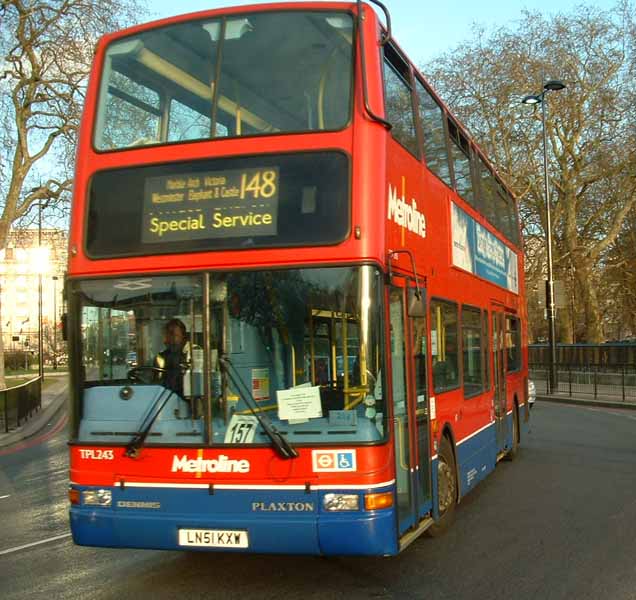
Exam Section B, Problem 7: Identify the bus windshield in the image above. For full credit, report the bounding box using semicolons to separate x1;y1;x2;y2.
94;10;354;150
73;266;386;446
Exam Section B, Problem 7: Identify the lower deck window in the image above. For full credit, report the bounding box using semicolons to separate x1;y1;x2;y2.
431;299;459;393
462;306;483;397
506;316;520;372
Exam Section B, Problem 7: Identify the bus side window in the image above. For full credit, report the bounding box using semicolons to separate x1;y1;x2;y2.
414;78;452;186
383;45;418;157
447;119;476;206
477;158;499;230
461;305;483;398
506;316;521;372
430;299;460;393
482;310;491;391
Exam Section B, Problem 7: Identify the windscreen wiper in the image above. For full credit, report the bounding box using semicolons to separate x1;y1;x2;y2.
125;385;174;458
219;355;298;460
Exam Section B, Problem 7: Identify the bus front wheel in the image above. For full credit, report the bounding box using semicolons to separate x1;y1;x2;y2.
427;435;457;537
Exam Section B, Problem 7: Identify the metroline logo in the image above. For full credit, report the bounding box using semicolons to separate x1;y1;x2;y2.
171;454;250;473
388;183;426;238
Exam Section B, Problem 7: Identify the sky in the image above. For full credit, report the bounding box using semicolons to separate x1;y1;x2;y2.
29;0;619;231
149;0;619;64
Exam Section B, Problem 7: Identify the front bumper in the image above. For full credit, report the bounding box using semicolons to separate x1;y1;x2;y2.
69;485;398;556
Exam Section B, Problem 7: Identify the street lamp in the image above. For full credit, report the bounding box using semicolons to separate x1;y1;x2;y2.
20;317;30;371
52;275;59;370
6;319;13;355
38;201;43;380
522;79;567;394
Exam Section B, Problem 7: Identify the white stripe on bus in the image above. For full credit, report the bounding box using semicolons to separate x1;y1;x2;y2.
71;480;396;491
456;420;495;446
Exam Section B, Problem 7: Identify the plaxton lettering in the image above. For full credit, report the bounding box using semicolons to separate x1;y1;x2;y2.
171;454;250;473
388;183;426;238
251;502;315;512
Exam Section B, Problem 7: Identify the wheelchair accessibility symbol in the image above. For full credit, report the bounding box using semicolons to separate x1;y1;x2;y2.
337;452;353;469
312;449;357;472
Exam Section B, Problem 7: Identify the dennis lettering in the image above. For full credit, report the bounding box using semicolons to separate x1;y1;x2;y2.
117;501;161;509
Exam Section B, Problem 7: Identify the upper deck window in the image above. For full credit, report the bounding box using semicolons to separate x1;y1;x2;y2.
477;157;520;246
415;78;452;186
383;46;418;157
447;119;475;206
94;11;354;150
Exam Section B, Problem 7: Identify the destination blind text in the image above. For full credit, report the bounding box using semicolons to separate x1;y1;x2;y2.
142;166;279;243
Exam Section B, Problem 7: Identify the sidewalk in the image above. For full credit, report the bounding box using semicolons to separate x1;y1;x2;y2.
0;372;69;448
536;392;636;410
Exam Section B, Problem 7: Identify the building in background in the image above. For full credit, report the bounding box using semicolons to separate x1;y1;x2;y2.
0;229;67;364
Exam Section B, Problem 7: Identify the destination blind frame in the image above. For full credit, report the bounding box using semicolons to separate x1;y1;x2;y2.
142;166;279;243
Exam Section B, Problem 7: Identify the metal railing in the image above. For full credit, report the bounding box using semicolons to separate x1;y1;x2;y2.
529;343;636;367
0;377;42;433
530;364;636;403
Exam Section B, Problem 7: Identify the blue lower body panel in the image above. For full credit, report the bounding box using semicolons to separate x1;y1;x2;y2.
69;486;398;556
455;423;497;498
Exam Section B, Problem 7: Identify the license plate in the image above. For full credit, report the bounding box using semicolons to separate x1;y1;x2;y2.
178;528;248;548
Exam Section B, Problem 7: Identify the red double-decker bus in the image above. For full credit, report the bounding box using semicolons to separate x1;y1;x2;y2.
67;1;529;555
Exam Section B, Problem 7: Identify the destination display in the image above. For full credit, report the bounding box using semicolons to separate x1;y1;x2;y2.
142;167;279;243
86;151;350;258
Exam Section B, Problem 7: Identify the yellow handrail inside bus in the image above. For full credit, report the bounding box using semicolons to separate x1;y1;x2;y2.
136;48;276;133
395;416;409;470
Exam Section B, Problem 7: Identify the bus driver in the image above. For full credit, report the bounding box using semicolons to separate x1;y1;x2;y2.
154;318;190;397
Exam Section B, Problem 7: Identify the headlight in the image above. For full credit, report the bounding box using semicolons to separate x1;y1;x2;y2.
322;493;359;511
82;489;112;507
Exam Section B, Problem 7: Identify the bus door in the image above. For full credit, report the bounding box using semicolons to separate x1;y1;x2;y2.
389;284;432;536
407;287;432;519
492;309;508;451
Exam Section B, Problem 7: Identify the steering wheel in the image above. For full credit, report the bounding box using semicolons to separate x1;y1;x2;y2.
127;366;166;384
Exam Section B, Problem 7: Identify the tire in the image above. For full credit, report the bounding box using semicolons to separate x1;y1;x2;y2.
427;435;457;537
504;405;520;461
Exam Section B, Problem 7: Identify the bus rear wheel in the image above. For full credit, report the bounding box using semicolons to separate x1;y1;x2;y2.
504;405;520;461
427;435;457;537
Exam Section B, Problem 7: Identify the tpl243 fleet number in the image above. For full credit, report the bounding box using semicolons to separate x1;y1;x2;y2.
78;449;114;460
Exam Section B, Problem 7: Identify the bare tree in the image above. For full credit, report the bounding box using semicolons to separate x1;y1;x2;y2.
602;207;636;339
0;0;146;388
424;3;636;343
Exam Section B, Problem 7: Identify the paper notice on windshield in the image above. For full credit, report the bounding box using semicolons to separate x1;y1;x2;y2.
251;368;270;401
277;386;322;421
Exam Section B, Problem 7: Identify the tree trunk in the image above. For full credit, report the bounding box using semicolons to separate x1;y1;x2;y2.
575;266;604;342
558;302;574;344
0;286;5;390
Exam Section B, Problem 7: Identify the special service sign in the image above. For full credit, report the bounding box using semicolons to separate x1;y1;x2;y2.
142;167;279;243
